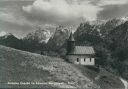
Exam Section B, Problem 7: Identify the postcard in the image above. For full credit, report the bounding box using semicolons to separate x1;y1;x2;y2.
0;0;128;89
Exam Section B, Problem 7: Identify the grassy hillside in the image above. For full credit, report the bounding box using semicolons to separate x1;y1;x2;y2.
76;65;125;89
0;45;97;88
0;45;125;89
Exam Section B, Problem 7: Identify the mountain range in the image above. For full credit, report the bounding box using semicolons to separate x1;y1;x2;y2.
1;17;128;81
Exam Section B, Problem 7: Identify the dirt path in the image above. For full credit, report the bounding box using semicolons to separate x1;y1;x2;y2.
120;78;128;89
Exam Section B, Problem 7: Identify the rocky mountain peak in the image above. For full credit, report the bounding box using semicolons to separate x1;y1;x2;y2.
24;28;52;43
0;32;15;39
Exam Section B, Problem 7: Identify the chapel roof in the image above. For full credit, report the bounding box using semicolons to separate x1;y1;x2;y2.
68;46;95;55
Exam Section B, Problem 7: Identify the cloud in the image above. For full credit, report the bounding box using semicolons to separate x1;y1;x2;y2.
98;4;128;20
0;0;35;1
22;0;102;24
0;11;34;27
98;0;128;6
22;0;128;24
1;0;128;38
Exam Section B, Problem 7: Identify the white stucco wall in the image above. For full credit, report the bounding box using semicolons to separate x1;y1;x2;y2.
80;58;95;65
67;55;95;66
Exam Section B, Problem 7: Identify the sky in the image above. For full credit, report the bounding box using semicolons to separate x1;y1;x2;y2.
0;0;128;38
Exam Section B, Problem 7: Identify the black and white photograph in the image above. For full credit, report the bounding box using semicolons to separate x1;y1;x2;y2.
0;0;128;89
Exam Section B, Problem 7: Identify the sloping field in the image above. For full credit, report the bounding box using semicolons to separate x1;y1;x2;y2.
0;45;98;88
0;45;125;89
75;65;125;89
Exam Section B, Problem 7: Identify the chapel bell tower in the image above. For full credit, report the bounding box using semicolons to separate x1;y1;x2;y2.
67;32;75;54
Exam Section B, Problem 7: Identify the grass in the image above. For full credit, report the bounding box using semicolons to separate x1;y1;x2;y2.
74;65;125;89
0;45;125;89
0;45;96;88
